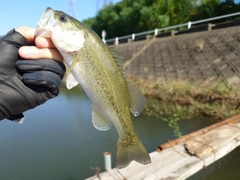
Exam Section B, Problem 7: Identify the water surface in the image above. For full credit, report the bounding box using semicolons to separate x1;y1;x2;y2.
0;86;239;179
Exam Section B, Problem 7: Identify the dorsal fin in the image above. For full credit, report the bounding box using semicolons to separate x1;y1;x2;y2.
109;47;123;62
108;47;125;75
109;47;146;116
127;81;146;116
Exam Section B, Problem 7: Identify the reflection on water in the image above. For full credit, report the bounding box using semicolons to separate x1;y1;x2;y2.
0;85;239;179
189;148;240;180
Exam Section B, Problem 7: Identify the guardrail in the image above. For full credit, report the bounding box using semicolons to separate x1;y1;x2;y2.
104;12;240;45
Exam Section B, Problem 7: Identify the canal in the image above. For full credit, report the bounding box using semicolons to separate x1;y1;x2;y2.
0;85;239;179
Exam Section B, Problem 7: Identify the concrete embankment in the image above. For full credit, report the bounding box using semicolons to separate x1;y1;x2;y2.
115;26;240;88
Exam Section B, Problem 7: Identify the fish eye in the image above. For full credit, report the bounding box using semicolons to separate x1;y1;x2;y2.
60;14;68;22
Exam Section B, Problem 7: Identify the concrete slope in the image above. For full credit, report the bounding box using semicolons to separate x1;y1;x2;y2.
115;26;240;88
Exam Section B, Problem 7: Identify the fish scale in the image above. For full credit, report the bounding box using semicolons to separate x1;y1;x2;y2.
36;7;151;168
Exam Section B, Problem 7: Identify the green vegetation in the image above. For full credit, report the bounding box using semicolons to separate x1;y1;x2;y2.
83;0;240;39
127;77;240;137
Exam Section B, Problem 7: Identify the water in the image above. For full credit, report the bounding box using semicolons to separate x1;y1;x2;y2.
0;85;239;180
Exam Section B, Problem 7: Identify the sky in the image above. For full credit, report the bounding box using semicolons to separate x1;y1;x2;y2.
0;0;121;35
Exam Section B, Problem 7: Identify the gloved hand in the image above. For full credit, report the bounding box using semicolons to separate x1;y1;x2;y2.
0;29;66;122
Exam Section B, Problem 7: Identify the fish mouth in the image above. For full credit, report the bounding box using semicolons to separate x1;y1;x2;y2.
35;7;55;37
38;7;54;27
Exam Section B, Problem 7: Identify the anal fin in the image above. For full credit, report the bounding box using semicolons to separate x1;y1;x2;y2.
92;105;112;131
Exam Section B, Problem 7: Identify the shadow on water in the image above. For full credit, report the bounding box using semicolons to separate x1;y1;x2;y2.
0;84;239;179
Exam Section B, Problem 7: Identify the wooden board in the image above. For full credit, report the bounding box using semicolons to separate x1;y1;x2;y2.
86;122;240;180
185;124;240;158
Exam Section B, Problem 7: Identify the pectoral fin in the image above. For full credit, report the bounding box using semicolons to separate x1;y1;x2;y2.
127;81;146;116
92;105;112;131
66;72;79;89
65;54;81;90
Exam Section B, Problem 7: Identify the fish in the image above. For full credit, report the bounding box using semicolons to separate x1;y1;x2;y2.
36;7;151;168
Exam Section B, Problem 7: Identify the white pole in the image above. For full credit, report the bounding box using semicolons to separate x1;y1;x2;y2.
188;21;192;29
101;30;106;43
103;152;112;171
132;33;135;41
115;37;119;45
154;28;158;36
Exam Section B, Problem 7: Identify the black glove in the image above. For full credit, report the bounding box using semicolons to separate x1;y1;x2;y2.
0;29;66;122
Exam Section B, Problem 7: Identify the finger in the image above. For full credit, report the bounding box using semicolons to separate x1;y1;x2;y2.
16;26;35;43
19;46;63;62
35;36;56;49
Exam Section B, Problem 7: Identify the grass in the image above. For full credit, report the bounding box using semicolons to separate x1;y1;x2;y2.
127;77;240;137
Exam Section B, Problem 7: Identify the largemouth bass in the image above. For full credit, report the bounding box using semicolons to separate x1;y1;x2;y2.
36;7;151;168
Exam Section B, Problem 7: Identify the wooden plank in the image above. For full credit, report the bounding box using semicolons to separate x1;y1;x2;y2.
185;124;240;158
158;114;240;151
86;122;240;180
180;134;240;180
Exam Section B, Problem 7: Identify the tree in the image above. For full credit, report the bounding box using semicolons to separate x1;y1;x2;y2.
190;0;220;20
82;17;96;29
217;0;240;15
82;0;240;39
155;0;198;26
83;2;120;39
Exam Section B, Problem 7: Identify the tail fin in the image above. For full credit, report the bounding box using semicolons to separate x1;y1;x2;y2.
116;136;151;169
